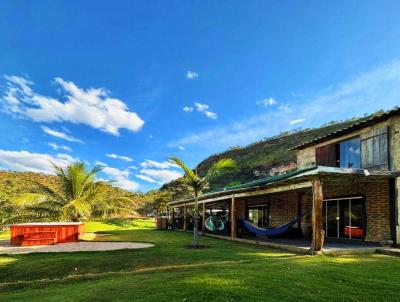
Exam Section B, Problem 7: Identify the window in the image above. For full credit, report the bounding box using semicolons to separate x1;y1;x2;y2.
316;144;339;166
247;205;269;227
360;127;388;170
315;137;361;169
339;137;361;169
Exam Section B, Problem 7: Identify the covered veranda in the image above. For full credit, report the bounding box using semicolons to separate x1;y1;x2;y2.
168;166;396;254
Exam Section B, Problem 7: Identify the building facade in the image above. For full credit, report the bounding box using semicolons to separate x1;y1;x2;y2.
168;108;400;251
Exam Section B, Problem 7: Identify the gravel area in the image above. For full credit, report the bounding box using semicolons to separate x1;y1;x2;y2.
0;239;154;255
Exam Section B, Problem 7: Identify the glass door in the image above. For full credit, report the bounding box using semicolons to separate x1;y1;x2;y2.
323;197;365;240
346;199;365;239
339;201;350;238
325;200;339;238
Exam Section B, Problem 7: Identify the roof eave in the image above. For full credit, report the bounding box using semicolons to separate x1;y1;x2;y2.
289;106;400;151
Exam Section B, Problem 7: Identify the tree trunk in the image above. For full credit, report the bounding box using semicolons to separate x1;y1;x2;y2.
71;213;79;222
192;190;199;246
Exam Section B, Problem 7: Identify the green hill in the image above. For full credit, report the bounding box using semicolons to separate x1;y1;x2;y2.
160;114;377;200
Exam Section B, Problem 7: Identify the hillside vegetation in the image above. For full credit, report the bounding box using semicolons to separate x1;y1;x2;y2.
161;114;376;199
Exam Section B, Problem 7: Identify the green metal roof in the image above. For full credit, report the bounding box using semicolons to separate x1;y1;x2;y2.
207;165;318;194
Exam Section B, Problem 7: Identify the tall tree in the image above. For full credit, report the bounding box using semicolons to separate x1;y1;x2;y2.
169;156;236;247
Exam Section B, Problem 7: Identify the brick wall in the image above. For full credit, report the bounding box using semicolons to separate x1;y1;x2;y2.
238;190;313;237
235;179;391;243
323;180;391;242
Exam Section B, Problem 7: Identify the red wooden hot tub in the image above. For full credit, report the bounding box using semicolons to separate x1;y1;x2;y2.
10;222;84;246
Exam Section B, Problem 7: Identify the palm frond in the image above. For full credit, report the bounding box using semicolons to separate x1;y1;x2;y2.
30;180;67;205
78;165;103;198
205;158;236;181
10;193;46;207
94;196;133;218
62;198;92;219
169;156;198;183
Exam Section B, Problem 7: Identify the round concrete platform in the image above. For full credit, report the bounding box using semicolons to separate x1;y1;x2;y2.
0;239;154;255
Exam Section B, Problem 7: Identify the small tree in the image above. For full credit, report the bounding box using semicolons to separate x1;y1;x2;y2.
169;156;236;247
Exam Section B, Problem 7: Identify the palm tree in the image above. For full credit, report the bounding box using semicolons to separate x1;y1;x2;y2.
92;182;134;218
0;162;137;227
169;156;236;247
21;162;102;221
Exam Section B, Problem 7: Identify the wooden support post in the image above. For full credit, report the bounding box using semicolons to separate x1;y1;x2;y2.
231;195;237;239
171;207;174;230
183;205;187;231
311;179;324;253
202;203;206;233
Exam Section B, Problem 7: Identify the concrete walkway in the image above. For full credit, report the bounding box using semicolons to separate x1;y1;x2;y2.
203;232;382;255
376;247;400;257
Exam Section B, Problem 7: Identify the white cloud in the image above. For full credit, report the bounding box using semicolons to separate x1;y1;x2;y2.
183;102;217;119
195;102;217;119
183;106;194;112
4;75;33;95
48;143;72;152
289;118;306;125
42;126;83;143
137;168;182;184
279;104;289;110
0;76;144;135
136;174;158;183
106;153;133;162
178;146;185;151
194;102;208;112
56;153;76;162
169;60;400;150
257;97;277;106
0;149;77;174
140;160;179;169
95;160;108;167
136;159;182;184
186;71;198;79
96;162;139;191
204;111;217;120
128;166;139;170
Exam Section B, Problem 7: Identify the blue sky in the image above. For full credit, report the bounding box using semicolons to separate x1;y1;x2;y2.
1;1;400;192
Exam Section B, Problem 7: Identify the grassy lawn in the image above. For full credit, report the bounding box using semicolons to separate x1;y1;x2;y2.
0;230;10;240
0;219;399;302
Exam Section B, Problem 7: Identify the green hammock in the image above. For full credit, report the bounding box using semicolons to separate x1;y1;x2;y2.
205;216;225;232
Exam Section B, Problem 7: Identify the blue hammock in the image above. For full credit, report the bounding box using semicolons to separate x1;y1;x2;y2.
241;214;305;236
